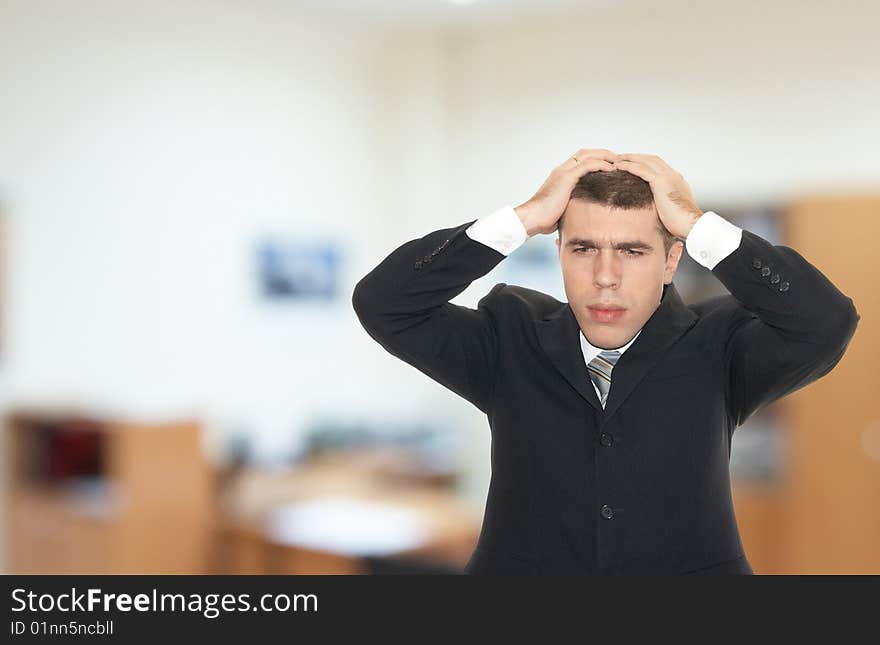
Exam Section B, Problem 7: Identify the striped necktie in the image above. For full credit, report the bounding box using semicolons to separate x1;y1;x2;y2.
587;350;621;408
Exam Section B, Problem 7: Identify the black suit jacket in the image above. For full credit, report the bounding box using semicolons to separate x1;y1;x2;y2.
352;219;860;575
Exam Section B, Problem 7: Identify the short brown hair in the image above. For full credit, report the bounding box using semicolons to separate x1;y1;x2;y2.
559;170;679;256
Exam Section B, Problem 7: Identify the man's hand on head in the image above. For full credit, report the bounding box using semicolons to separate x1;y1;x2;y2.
515;148;618;237
613;153;704;239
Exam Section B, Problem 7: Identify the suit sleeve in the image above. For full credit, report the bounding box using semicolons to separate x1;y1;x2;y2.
705;227;860;428
351;219;509;414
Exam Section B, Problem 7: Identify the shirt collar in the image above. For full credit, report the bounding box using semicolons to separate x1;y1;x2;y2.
580;327;642;367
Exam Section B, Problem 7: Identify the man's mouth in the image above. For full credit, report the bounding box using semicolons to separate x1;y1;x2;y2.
588;305;626;323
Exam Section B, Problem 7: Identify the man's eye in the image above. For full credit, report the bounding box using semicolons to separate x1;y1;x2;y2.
573;248;642;255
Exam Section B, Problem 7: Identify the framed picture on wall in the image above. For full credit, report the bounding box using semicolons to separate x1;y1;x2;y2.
257;238;340;301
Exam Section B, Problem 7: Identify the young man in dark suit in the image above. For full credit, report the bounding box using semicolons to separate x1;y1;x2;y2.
352;148;860;575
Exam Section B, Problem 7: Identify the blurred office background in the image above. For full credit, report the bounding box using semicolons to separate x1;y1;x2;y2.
0;0;876;574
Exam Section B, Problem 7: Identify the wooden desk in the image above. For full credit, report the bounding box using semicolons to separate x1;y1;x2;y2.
214;451;483;574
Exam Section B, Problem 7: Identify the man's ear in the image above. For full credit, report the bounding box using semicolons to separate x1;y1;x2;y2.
663;240;684;284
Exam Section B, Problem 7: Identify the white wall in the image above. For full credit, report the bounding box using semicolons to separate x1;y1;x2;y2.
438;0;880;220
0;0;463;466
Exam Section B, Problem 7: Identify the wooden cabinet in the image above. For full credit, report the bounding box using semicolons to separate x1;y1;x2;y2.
3;409;215;573
733;193;879;574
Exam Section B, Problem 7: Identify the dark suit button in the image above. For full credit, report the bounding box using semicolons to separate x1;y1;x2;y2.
752;258;762;269
779;281;790;292
770;273;780;284
600;432;613;447
760;266;771;277
414;260;423;270
601;505;614;520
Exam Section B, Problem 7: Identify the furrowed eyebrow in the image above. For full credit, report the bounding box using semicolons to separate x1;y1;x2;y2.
565;238;654;251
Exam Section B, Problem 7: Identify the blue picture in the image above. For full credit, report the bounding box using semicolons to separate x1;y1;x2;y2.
258;240;339;300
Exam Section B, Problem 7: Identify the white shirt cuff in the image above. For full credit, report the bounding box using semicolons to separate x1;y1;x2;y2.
465;205;529;256
685;211;743;270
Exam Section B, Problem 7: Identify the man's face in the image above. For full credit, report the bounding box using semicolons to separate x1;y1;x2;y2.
555;200;684;350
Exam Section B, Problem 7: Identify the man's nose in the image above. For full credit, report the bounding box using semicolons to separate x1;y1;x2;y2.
593;250;620;288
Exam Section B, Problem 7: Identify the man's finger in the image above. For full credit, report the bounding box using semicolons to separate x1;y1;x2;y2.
571;158;616;177
613;159;657;181
615;153;664;174
644;153;679;175
564;152;617;175
579;148;617;159
567;148;617;166
617;153;682;177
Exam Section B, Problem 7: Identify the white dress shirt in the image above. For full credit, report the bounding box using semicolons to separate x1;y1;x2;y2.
465;204;744;406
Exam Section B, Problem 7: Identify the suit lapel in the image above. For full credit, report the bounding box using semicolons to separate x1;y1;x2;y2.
536;282;698;423
536;298;604;412
600;283;698;422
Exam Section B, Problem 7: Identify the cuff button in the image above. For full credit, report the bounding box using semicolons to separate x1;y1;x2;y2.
779;281;790;292
752;258;762;269
770;274;780;284
761;266;771;277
